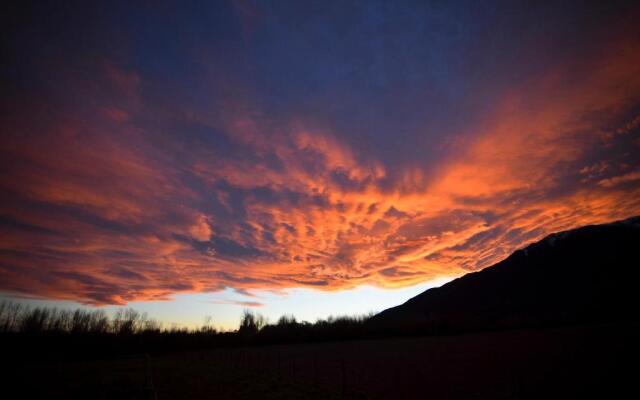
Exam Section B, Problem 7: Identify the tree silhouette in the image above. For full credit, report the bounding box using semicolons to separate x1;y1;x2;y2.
238;309;266;335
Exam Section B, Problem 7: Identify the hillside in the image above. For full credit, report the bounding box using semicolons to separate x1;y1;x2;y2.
372;216;640;332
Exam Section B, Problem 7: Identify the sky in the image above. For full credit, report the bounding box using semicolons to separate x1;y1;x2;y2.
1;0;640;329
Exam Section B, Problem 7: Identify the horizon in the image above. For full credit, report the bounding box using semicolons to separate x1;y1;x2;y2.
2;1;640;327
1;277;454;330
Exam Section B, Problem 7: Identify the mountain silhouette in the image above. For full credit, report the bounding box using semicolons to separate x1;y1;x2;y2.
372;216;640;333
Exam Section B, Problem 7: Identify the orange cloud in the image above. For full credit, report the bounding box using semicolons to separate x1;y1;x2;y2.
1;17;640;306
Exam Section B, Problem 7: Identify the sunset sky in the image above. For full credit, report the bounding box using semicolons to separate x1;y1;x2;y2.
2;1;640;329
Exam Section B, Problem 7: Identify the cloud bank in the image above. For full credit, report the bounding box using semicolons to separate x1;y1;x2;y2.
1;1;640;304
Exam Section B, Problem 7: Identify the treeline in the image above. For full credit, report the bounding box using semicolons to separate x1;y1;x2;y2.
1;299;621;363
0;301;215;335
240;311;375;344
0;301;372;338
0;301;376;362
0;300;227;362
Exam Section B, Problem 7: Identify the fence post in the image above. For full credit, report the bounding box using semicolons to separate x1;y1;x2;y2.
144;354;157;400
313;354;318;387
341;358;347;398
277;353;281;381
291;356;296;379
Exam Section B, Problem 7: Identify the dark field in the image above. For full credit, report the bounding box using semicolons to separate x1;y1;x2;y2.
10;322;638;399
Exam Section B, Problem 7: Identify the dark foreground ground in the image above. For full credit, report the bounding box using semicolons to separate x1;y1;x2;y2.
8;322;638;399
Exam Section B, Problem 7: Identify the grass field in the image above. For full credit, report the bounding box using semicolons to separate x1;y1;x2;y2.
10;322;638;399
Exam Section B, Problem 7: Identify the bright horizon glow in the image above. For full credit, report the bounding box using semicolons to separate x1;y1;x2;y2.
1;277;454;330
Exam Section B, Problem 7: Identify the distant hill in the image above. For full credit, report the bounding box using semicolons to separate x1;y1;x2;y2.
371;216;640;333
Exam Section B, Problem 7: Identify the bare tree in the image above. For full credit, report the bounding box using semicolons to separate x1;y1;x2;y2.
113;308;143;335
200;315;216;334
239;309;266;335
